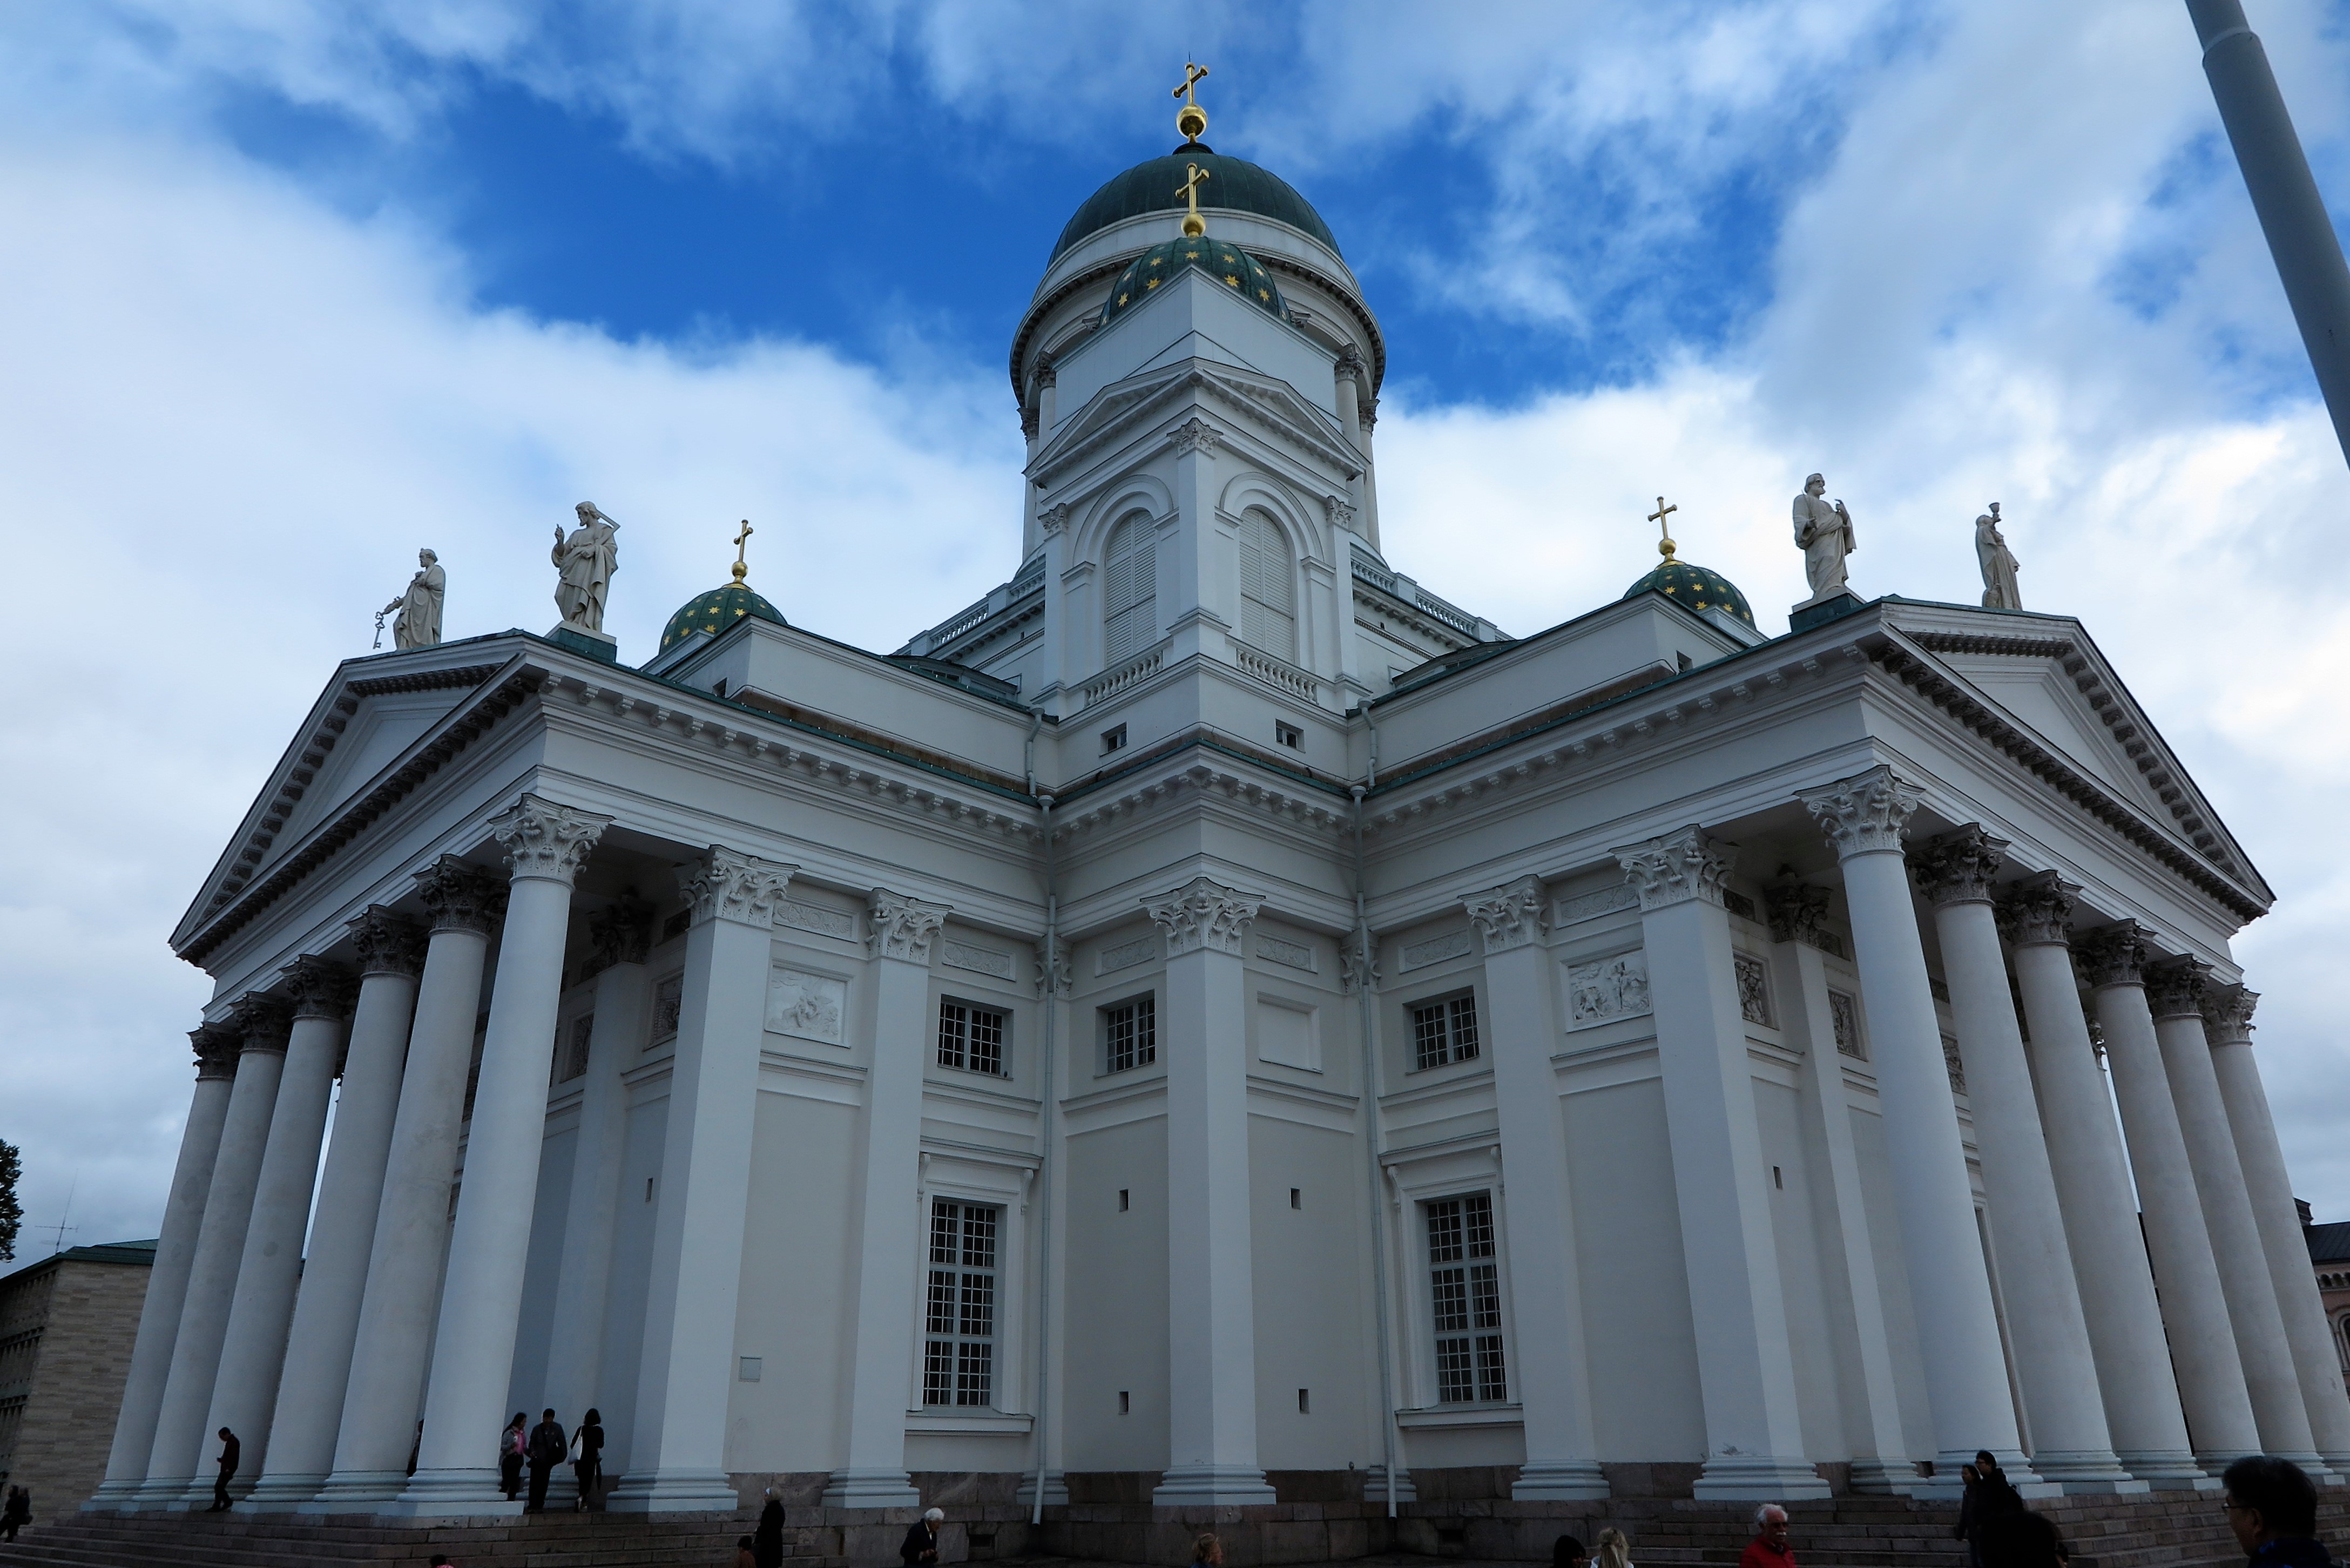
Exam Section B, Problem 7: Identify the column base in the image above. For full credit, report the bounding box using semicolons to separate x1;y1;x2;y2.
1846;1459;1921;1496
2318;1451;2350;1487
2118;1450;2223;1491
1510;1462;1610;1502
2028;1449;2149;1494
1362;1464;1417;1505
123;1475;198;1512
377;1466;521;1520
233;1471;328;1512
822;1468;922;1508
1014;1470;1069;1510
298;1468;411;1513
1152;1465;1277;1506
1692;1456;1832;1502
82;1479;144;1513
605;1469;743;1514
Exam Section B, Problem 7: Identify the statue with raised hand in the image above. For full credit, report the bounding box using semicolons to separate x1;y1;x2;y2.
1793;473;1856;601
553;502;620;633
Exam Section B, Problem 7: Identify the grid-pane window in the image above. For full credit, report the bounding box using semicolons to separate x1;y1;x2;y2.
922;1199;999;1408
938;1000;1007;1076
1428;1192;1506;1403
1410;993;1481;1070
1105;995;1156;1073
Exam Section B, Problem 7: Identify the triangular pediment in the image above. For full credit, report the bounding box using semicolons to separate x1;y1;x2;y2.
1032;359;1360;492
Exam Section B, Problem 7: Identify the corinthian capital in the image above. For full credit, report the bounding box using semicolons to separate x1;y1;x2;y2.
233;993;294;1055
1613;827;1734;911
1765;881;1831;947
1143;876;1262;957
1168;417;1223;456
347;907;427;978
414;856;510;935
680;849;797;930
588;890;658;969
492;793;613;887
2144;956;2213;1022
1911;827;2010;907
2203;984;2259;1045
287;956;359;1022
1464;875;1548;954
1797;765;1922;859
1340;930;1380;993
191;1024;242;1081
869;888;951;964
1995;871;2078;948
2074;922;2148;989
1038;503;1072;536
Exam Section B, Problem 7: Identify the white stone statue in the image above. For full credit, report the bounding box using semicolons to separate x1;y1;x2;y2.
1793;473;1856;601
553;502;620;634
1976;502;2022;610
378;549;444;650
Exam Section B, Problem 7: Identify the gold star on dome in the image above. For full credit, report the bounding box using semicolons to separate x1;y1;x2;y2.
1118;293;1130;305
1146;277;1160;289
1225;274;1239;286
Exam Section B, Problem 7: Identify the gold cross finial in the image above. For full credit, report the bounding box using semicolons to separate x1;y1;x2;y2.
1173;62;1210;143
1648;496;1680;562
1177;162;1211;237
732;519;754;585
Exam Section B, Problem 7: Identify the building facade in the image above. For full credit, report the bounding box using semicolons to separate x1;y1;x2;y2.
87;100;2350;1524
1;1242;156;1524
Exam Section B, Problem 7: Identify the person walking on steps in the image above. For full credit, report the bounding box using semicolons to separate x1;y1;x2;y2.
901;1506;944;1565
570;1407;604;1511
2225;1455;2335;1568
524;1408;565;1512
754;1486;786;1568
1;1485;30;1541
498;1412;526;1501
1594;1528;1635;1568
208;1427;240;1511
1740;1504;1794;1568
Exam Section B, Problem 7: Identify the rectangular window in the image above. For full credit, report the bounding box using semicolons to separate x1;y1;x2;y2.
1428;1192;1506;1403
1829;989;1865;1059
1104;995;1156;1073
922;1199;998;1408
1100;724;1127;755
557;1013;594;1082
937;999;1007;1076
651;973;684;1044
1275;720;1303;749
1410;992;1481;1071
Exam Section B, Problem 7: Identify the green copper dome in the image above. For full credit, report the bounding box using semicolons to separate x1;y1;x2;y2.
659;581;786;652
1622;558;1754;627
1051;147;1340;262
1102;236;1288;325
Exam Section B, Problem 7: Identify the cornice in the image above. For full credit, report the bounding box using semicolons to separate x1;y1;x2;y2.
1051;752;1353;847
1032;364;1360;494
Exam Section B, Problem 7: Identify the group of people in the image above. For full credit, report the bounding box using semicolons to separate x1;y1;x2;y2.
495;1407;603;1512
1552;1508;1784;1568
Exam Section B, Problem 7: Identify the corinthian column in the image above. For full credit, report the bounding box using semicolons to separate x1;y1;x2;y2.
612;854;795;1513
310;859;507;1510
245;911;427;1508
1610;834;1827;1499
2146;959;2321;1468
1911;832;2135;1492
2075;925;2260;1462
1995;878;2205;1489
2203;985;2350;1472
88;1028;240;1510
200;958;356;1501
1797;767;2032;1489
825;887;953;1508
140;996;291;1506
1146;876;1277;1506
396;794;612;1516
1462;876;1606;1501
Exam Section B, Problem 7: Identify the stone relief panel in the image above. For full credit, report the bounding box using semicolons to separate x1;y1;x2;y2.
1097;935;1158;975
1568;951;1651;1030
777;900;857;941
1734;954;1773;1028
1829;989;1865;1059
1554;886;1637;927
1400;930;1472;972
767;965;848;1046
1254;934;1316;972
1942;1032;1968;1096
942;941;1015;981
651;972;684;1045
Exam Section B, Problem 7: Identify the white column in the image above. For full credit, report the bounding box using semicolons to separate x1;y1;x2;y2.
244;911;427;1508
1611;835;1830;1501
396;795;611;1516
541;895;657;1432
89;1028;241;1510
2204;985;2350;1473
1797;767;2034;1490
1912;831;2136;1492
1764;883;1914;1495
2146;959;2322;1468
198;958;355;1501
309;858;507;1510
1996;878;2207;1489
1165;418;1219;657
825;888;950;1507
1356;395;1382;553
139;997;291;1506
2075;924;2261;1463
1147;876;1277;1506
611;853;794;1513
1463;877;1606;1502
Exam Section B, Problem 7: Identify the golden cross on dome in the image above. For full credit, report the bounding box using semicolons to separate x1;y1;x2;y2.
732;519;754;585
1177;161;1211;236
1173;62;1210;143
1648;496;1680;562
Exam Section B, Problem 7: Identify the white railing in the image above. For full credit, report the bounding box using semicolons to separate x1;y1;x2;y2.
1079;639;1170;708
1233;644;1320;702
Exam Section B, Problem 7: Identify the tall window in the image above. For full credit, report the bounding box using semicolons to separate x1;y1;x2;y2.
1237;509;1297;660
1411;992;1480;1070
1104;514;1158;665
924;1199;998;1407
1428;1193;1506;1403
1104;995;1156;1073
937;999;1006;1076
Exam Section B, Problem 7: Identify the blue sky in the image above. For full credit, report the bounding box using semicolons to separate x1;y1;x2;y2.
6;0;2350;1259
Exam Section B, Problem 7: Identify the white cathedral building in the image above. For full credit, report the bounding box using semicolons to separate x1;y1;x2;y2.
88;84;2350;1530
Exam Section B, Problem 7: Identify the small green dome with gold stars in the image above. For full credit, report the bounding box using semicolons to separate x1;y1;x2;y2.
1102;236;1288;326
659;582;786;653
1622;559;1754;627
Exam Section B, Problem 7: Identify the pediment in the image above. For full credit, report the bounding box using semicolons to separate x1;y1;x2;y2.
1032;360;1360;491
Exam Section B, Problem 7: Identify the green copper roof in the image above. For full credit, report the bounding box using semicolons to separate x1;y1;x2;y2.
659;582;786;652
1051;146;1340;262
1622;559;1755;627
1101;237;1288;326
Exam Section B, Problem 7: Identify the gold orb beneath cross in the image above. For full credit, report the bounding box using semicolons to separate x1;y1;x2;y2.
1178;104;1207;140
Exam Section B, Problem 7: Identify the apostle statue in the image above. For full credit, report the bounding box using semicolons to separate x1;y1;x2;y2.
553;502;620;633
1793;473;1856;600
1976;502;2022;610
379;548;444;650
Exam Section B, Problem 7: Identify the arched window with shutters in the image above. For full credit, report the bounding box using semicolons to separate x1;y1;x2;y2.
1103;512;1158;665
1237;509;1298;661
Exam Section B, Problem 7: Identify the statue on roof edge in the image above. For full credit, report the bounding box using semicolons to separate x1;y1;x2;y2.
379;548;444;650
1977;503;2022;611
555;502;620;634
1793;474;1856;603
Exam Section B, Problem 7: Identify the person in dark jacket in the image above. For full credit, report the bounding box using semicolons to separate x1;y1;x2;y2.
570;1408;604;1512
1954;1457;2023;1566
753;1487;786;1568
208;1427;240;1511
524;1409;565;1512
498;1412;526;1501
2224;1455;2334;1568
1551;1535;1588;1568
2;1485;31;1540
900;1506;944;1565
1973;1511;2067;1568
